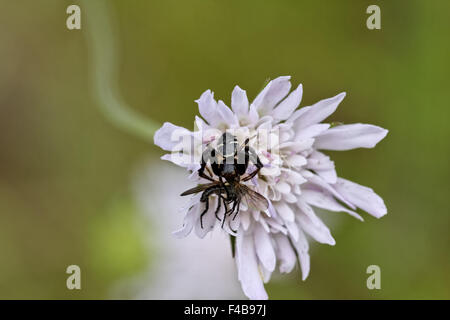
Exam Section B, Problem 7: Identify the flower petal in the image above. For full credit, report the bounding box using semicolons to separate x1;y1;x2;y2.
172;203;200;238
266;218;287;234
291;228;310;280
274;182;291;194
241;211;251;230
253;76;292;116
287;106;311;123
285;220;299;242
303;171;356;210
295;123;330;141
283;192;298;203
217;100;239;127
296;198;322;227
286;154;307;168
306;151;337;184
231;85;249;117
272;84;303;121
154;122;191;151
282;168;307;185
161;153;192;169
237;231;268;300
274;202;295;222
274;234;297;273
280;138;315;153
302;188;364;221
260;264;272;283
297;210;336;245
254;223;276;272
196;90;221;126
247;104;260;125
294;92;346;130
333;178;387;218
315;124;388;150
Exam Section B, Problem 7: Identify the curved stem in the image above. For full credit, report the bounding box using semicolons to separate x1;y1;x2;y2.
81;0;160;141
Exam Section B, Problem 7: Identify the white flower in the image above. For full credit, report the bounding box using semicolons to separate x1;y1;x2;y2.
154;76;388;300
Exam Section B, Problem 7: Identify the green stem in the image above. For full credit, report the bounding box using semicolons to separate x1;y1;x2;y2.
81;0;160;141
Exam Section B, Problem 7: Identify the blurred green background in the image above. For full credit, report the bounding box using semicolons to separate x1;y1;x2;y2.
0;0;449;299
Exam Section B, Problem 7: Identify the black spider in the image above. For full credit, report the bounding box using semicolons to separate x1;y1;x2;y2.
181;132;269;232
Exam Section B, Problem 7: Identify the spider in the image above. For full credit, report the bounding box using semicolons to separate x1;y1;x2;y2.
180;132;269;232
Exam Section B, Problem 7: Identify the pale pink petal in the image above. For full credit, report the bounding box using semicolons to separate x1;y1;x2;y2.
315;169;337;184
306;151;337;184
259;218;271;232
291;228;310;280
253;76;292;116
154;122;191;151
241;212;251;231
256;117;273;132
217;100;239;127
297;211;336;245
160;153;192;169
254;224;276;272
266;219;287;234
260;264;272;283
283;169;307;185
247;104;260;125
274;182;291;194
237;231;268;300
333;178;387;218
285;220;299;242
283;192;298;203
272;84;303;121
195;90;221;126
315;123;388;151
303;171;356;210
274;234;297;273
287;106;311;123
231;85;249;117
172;203;200;238
280;138;315;153
194;115;209;131
302;188;364;221
267;199;277;218
295;123;330;141
274;202;295;222
294;92;346;130
286;154;307;168
296;198;322;227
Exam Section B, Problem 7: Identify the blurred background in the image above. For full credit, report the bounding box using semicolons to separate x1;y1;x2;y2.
0;0;449;299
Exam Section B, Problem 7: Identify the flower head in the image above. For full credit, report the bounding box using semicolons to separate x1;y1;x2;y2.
154;76;388;299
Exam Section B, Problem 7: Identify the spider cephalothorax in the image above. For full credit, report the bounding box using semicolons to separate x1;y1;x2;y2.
180;132;268;231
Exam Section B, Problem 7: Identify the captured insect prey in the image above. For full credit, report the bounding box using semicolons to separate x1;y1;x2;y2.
180;132;269;232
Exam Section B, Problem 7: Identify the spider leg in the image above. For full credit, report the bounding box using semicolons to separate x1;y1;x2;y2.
241;146;263;181
228;220;237;233
214;195;225;221
227;199;241;233
198;146;216;182
232;199;240;221
229;200;238;216
200;185;223;228
221;200;230;228
199;196;209;229
213;186;230;222
242;162;263;181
